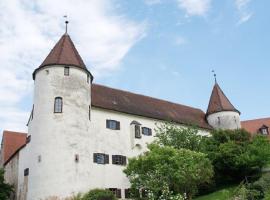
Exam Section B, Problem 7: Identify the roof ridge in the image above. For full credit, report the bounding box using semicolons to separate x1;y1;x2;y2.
241;117;270;123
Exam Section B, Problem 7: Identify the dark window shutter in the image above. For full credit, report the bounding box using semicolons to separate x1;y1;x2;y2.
116;121;120;130
149;128;152;136
93;153;98;163
123;156;127;165
106;120;109;128
112;155;116;164
105;154;109;164
116;189;122;198
135;125;141;138
125;189;130;199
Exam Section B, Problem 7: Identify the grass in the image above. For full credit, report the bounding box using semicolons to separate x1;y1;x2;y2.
194;185;238;200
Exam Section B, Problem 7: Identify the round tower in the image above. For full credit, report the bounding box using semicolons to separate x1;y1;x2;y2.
206;83;241;130
26;32;93;199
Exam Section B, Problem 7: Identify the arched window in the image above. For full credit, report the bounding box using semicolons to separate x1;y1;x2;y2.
54;97;63;113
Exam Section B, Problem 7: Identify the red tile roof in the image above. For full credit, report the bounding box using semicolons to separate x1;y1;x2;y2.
241;118;270;137
1;130;27;164
33;34;93;81
206;83;240;116
92;84;212;129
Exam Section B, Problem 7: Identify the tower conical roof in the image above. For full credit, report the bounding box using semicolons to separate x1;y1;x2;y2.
206;83;240;116
33;34;93;81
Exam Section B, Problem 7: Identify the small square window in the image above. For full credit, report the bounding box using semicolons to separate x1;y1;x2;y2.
64;67;70;76
109;188;121;198
112;155;126;165
142;127;152;136
93;153;109;164
24;168;29;176
261;128;268;135
106;120;120;130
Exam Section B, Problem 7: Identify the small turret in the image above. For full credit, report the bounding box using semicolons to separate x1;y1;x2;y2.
206;83;241;130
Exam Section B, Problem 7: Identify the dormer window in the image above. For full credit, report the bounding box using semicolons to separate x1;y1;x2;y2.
259;125;269;135
135;125;141;138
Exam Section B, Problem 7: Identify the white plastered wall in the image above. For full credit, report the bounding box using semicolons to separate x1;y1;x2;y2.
207;111;241;130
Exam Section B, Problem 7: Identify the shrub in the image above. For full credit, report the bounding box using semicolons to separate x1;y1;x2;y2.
81;189;117;200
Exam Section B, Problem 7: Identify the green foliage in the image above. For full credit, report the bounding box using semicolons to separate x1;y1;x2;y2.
0;168;13;200
194;185;237;200
81;189;116;200
124;144;213;200
203;129;270;184
155;123;206;152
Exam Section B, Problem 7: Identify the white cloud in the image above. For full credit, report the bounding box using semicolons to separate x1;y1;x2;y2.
0;0;145;137
235;0;253;25
175;36;187;45
177;0;211;16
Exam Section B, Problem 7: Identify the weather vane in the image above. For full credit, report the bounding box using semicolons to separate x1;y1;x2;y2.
211;70;217;83
63;15;69;34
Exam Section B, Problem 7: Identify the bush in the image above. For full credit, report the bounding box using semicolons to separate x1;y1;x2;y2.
0;168;13;200
81;189;117;200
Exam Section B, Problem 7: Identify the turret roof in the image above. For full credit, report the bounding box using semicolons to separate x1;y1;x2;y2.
33;34;93;80
206;83;240;116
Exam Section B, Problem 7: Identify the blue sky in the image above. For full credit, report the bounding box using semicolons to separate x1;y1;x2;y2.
0;0;269;138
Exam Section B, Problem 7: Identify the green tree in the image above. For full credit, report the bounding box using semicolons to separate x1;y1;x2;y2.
0;168;13;200
155;123;205;152
204;129;270;184
81;189;116;200
124;144;213;200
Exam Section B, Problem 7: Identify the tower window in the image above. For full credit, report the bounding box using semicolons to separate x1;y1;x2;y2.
38;155;42;163
87;74;90;83
64;67;69;76
75;154;79;163
142;127;152;136
54;97;63;113
24;168;29;176
106;120;120;130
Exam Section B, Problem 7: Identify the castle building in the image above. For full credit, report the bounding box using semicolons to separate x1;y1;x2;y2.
1;31;263;200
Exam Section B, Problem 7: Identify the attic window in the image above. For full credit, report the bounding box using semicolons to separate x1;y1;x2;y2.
260;126;269;135
64;66;69;76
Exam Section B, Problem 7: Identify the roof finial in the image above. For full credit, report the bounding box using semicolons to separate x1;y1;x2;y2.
211;70;217;84
63;15;69;34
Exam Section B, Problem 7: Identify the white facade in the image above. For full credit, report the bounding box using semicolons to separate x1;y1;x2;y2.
14;64;210;200
207;111;241;130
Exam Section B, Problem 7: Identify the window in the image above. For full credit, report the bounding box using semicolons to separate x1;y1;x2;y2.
89;106;91;121
125;189;131;199
38;155;42;163
142;127;152;136
135;125;141;138
24;168;29;176
106;120;120;130
260;128;269;135
87;74;90;83
54;97;63;113
259;125;269;135
112;155;126;165
93;153;109;164
75;154;79;163
64;66;69;76
31;105;34;120
109;188;121;198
